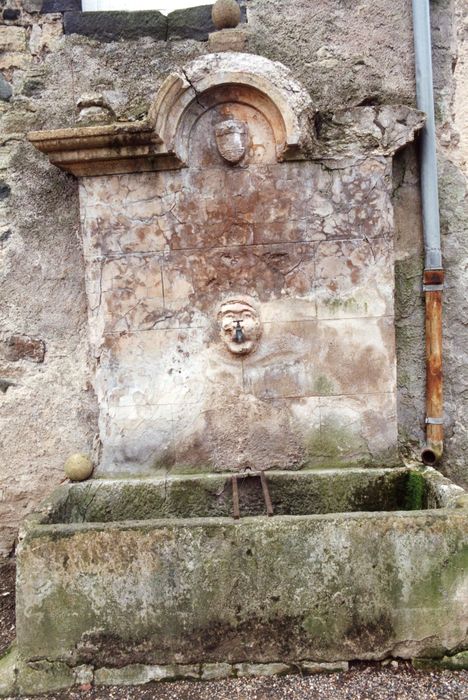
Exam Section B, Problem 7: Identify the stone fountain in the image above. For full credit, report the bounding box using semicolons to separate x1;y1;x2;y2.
0;53;466;695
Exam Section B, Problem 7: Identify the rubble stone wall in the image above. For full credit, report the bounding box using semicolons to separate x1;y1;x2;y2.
0;0;466;555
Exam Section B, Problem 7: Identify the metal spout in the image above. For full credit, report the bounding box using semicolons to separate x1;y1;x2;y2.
234;320;245;343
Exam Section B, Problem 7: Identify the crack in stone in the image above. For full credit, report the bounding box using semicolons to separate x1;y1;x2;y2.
181;69;206;110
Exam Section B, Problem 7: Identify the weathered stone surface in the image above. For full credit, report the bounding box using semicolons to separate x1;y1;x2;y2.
0;378;16;394
313;105;425;158
94;664;199;685
37;469;424;523
0;52;31;71
0;182;10;200
21;76;45;97
208;28;248;53
0;26;27;53
29;21;63;56
301;661;349;674
17;660;76;695
15;502;468;667
23;0;43;12
0;74;12;101
201;663;233;680
247;0;415;110
0;141;98;557
63;11;167;42
0;334;45;362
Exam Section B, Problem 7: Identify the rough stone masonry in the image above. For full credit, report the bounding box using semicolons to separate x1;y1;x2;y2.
0;0;467;556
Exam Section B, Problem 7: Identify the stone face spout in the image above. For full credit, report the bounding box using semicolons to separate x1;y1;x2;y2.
219;298;262;358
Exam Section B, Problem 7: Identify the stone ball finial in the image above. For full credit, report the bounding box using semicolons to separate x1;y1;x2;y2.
64;453;93;481
212;0;241;30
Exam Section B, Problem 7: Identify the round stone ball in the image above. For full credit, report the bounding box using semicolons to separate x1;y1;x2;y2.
64;453;93;482
212;0;241;30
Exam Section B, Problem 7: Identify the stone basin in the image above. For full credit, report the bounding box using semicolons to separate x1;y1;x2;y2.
3;467;468;694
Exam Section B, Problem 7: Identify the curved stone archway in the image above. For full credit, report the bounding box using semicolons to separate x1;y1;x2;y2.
150;52;313;164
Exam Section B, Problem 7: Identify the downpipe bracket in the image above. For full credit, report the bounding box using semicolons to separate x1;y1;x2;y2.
423;284;444;292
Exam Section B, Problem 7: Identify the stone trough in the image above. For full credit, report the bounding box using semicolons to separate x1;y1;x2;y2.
0;466;466;694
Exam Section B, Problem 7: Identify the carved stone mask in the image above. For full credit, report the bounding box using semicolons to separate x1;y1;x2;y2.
215;119;248;164
218;298;262;356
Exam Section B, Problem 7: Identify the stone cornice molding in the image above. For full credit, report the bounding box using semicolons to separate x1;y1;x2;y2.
28;122;184;177
28;53;424;177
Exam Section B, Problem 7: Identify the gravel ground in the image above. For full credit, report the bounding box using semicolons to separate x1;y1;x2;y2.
1;561;467;700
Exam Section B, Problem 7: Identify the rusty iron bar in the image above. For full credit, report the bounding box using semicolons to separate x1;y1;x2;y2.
231;471;274;519
422;269;444;465
231;475;240;519
260;471;274;517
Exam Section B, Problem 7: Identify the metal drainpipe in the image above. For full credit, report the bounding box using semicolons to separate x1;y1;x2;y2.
412;0;444;465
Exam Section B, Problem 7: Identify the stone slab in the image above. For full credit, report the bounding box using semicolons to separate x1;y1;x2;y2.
78;142;399;474
41;0;81;12
2;9;21;21
63;11;167;42
301;661;349;674
167;5;215;41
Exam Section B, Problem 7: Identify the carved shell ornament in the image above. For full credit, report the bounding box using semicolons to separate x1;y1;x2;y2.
215;119;248;164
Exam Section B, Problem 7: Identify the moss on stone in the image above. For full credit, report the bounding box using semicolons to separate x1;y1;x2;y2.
312;374;335;395
407;545;468;611
17;660;75;696
322;297;366;314
403;470;426;510
305;421;371;469
413;650;468;671
15;505;468;673
42;468;427;525
0;645;17;692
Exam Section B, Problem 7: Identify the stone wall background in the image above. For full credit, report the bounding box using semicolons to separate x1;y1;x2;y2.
0;0;466;556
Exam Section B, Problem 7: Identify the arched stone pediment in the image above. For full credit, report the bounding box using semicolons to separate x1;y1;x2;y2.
149;52;314;164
